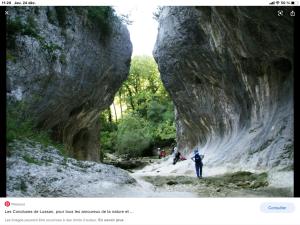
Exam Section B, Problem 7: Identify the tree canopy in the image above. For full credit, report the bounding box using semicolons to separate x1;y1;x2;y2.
100;55;176;158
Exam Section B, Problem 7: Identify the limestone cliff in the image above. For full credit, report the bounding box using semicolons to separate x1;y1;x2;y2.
7;7;132;161
153;7;293;172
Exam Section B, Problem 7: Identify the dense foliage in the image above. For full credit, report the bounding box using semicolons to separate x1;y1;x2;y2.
116;115;153;157
87;7;115;36
100;56;176;158
7;100;65;155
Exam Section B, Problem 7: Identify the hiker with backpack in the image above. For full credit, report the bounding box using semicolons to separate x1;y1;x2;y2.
157;148;161;159
171;146;177;157
159;149;166;159
191;148;203;178
173;148;181;165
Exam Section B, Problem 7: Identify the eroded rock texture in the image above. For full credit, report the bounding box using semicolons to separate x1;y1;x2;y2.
7;140;136;197
7;7;132;161
154;7;293;171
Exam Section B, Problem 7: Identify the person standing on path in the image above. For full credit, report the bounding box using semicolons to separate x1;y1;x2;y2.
157;148;161;159
191;148;203;178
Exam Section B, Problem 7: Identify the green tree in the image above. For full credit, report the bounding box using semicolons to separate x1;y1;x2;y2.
100;56;176;157
99;109;117;153
119;55;162;113
116;114;153;158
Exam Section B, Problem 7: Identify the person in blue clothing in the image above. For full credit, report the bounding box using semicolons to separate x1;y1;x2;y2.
191;148;203;178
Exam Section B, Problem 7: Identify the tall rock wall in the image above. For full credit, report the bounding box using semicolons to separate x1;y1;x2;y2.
7;7;132;161
153;7;293;172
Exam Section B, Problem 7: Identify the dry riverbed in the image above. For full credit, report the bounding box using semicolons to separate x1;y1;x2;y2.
139;171;293;197
7;141;293;197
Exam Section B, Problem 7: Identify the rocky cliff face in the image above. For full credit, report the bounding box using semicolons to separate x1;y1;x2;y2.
154;7;293;172
7;7;132;161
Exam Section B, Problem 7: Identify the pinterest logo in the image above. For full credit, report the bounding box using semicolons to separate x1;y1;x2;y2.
5;201;10;207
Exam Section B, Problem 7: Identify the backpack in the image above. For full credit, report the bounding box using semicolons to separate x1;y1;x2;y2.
194;153;202;163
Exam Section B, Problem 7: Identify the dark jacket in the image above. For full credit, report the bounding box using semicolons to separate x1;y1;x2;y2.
192;153;203;165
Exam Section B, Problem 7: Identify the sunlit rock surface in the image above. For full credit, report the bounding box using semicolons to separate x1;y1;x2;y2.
7;7;132;161
7;140;137;197
7;141;199;197
153;7;293;176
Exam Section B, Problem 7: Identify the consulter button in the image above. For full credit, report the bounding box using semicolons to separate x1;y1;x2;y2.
261;202;295;213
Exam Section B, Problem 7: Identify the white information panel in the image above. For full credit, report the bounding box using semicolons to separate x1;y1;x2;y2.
1;198;299;225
